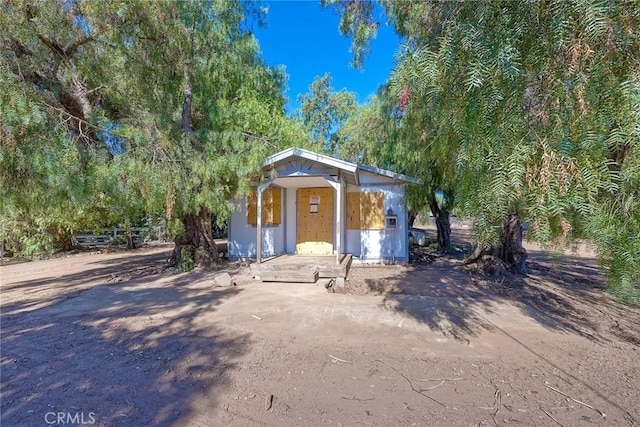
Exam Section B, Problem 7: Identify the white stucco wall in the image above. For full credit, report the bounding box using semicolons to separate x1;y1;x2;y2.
228;196;285;260
229;170;410;262
345;183;409;262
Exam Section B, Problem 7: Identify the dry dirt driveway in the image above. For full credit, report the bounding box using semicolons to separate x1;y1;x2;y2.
1;245;639;426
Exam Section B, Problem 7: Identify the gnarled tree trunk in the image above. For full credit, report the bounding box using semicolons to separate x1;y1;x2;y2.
170;207;219;270
465;212;528;275
429;199;451;250
408;210;417;228
498;212;528;274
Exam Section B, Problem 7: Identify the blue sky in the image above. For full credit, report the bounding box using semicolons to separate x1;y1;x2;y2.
253;1;401;113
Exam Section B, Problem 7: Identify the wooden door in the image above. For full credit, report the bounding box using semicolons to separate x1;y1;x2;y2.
296;187;334;255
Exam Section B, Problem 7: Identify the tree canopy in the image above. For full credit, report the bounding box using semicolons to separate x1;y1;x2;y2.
1;0;308;266
297;73;358;156
324;0;640;303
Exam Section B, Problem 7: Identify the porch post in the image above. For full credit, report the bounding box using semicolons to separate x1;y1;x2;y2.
335;171;342;265
256;186;263;264
255;180;273;264
323;175;343;265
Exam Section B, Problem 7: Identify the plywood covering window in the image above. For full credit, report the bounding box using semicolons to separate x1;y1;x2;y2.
247;187;282;226
347;192;384;230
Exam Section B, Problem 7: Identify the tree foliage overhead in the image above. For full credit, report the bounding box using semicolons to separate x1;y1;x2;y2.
338;95;388;163
297;73;358;156
325;0;640;303
1;0;307;265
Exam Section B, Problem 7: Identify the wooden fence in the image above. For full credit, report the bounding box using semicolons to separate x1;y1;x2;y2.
71;228;148;248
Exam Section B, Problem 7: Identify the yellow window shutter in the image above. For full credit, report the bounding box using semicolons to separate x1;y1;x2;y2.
247;190;257;225
360;192;384;230
247;187;282;226
269;187;282;225
347;192;384;230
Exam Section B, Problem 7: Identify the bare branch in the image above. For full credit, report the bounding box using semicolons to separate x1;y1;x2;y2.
544;384;606;418
35;33;66;59
41;101;127;140
389;366;446;407
64;34;96;57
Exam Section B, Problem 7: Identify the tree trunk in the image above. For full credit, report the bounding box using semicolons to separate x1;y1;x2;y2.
181;59;203;150
125;225;135;250
435;210;451;250
408;211;417;228
170;207;219;270
498;212;528;274
429;199;451;251
465;212;528;275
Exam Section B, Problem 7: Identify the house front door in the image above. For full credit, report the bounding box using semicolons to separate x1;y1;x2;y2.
296;187;334;255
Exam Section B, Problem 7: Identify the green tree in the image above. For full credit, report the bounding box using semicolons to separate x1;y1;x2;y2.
379;82;459;249
1;0;305;268
297;73;358;155
337;91;457;247
337;95;386;163
325;1;640;301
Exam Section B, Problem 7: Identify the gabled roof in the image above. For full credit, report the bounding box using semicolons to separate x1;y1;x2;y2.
263;147;420;186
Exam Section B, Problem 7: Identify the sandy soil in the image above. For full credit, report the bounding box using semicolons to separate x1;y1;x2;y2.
1;226;639;426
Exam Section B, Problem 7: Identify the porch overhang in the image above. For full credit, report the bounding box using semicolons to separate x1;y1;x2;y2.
262;147;359;186
262;147;421;186
269;175;333;189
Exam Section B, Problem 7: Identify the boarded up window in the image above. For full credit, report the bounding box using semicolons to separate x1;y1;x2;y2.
347;192;384;230
247;187;282;226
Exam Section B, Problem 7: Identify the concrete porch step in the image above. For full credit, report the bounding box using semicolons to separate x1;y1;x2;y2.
252;254;353;282
259;269;319;283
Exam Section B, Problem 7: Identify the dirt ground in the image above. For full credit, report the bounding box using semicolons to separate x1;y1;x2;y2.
1;224;639;426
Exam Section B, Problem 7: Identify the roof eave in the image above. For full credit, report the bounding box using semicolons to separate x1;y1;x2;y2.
264;147;420;185
357;163;421;184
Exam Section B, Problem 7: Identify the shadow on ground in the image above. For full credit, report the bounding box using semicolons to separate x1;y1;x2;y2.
1;254;247;426
1;250;172;315
510;251;640;346
357;261;498;343
353;226;640;347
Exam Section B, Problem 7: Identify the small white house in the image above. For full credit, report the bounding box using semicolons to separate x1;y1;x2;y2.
228;147;419;265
